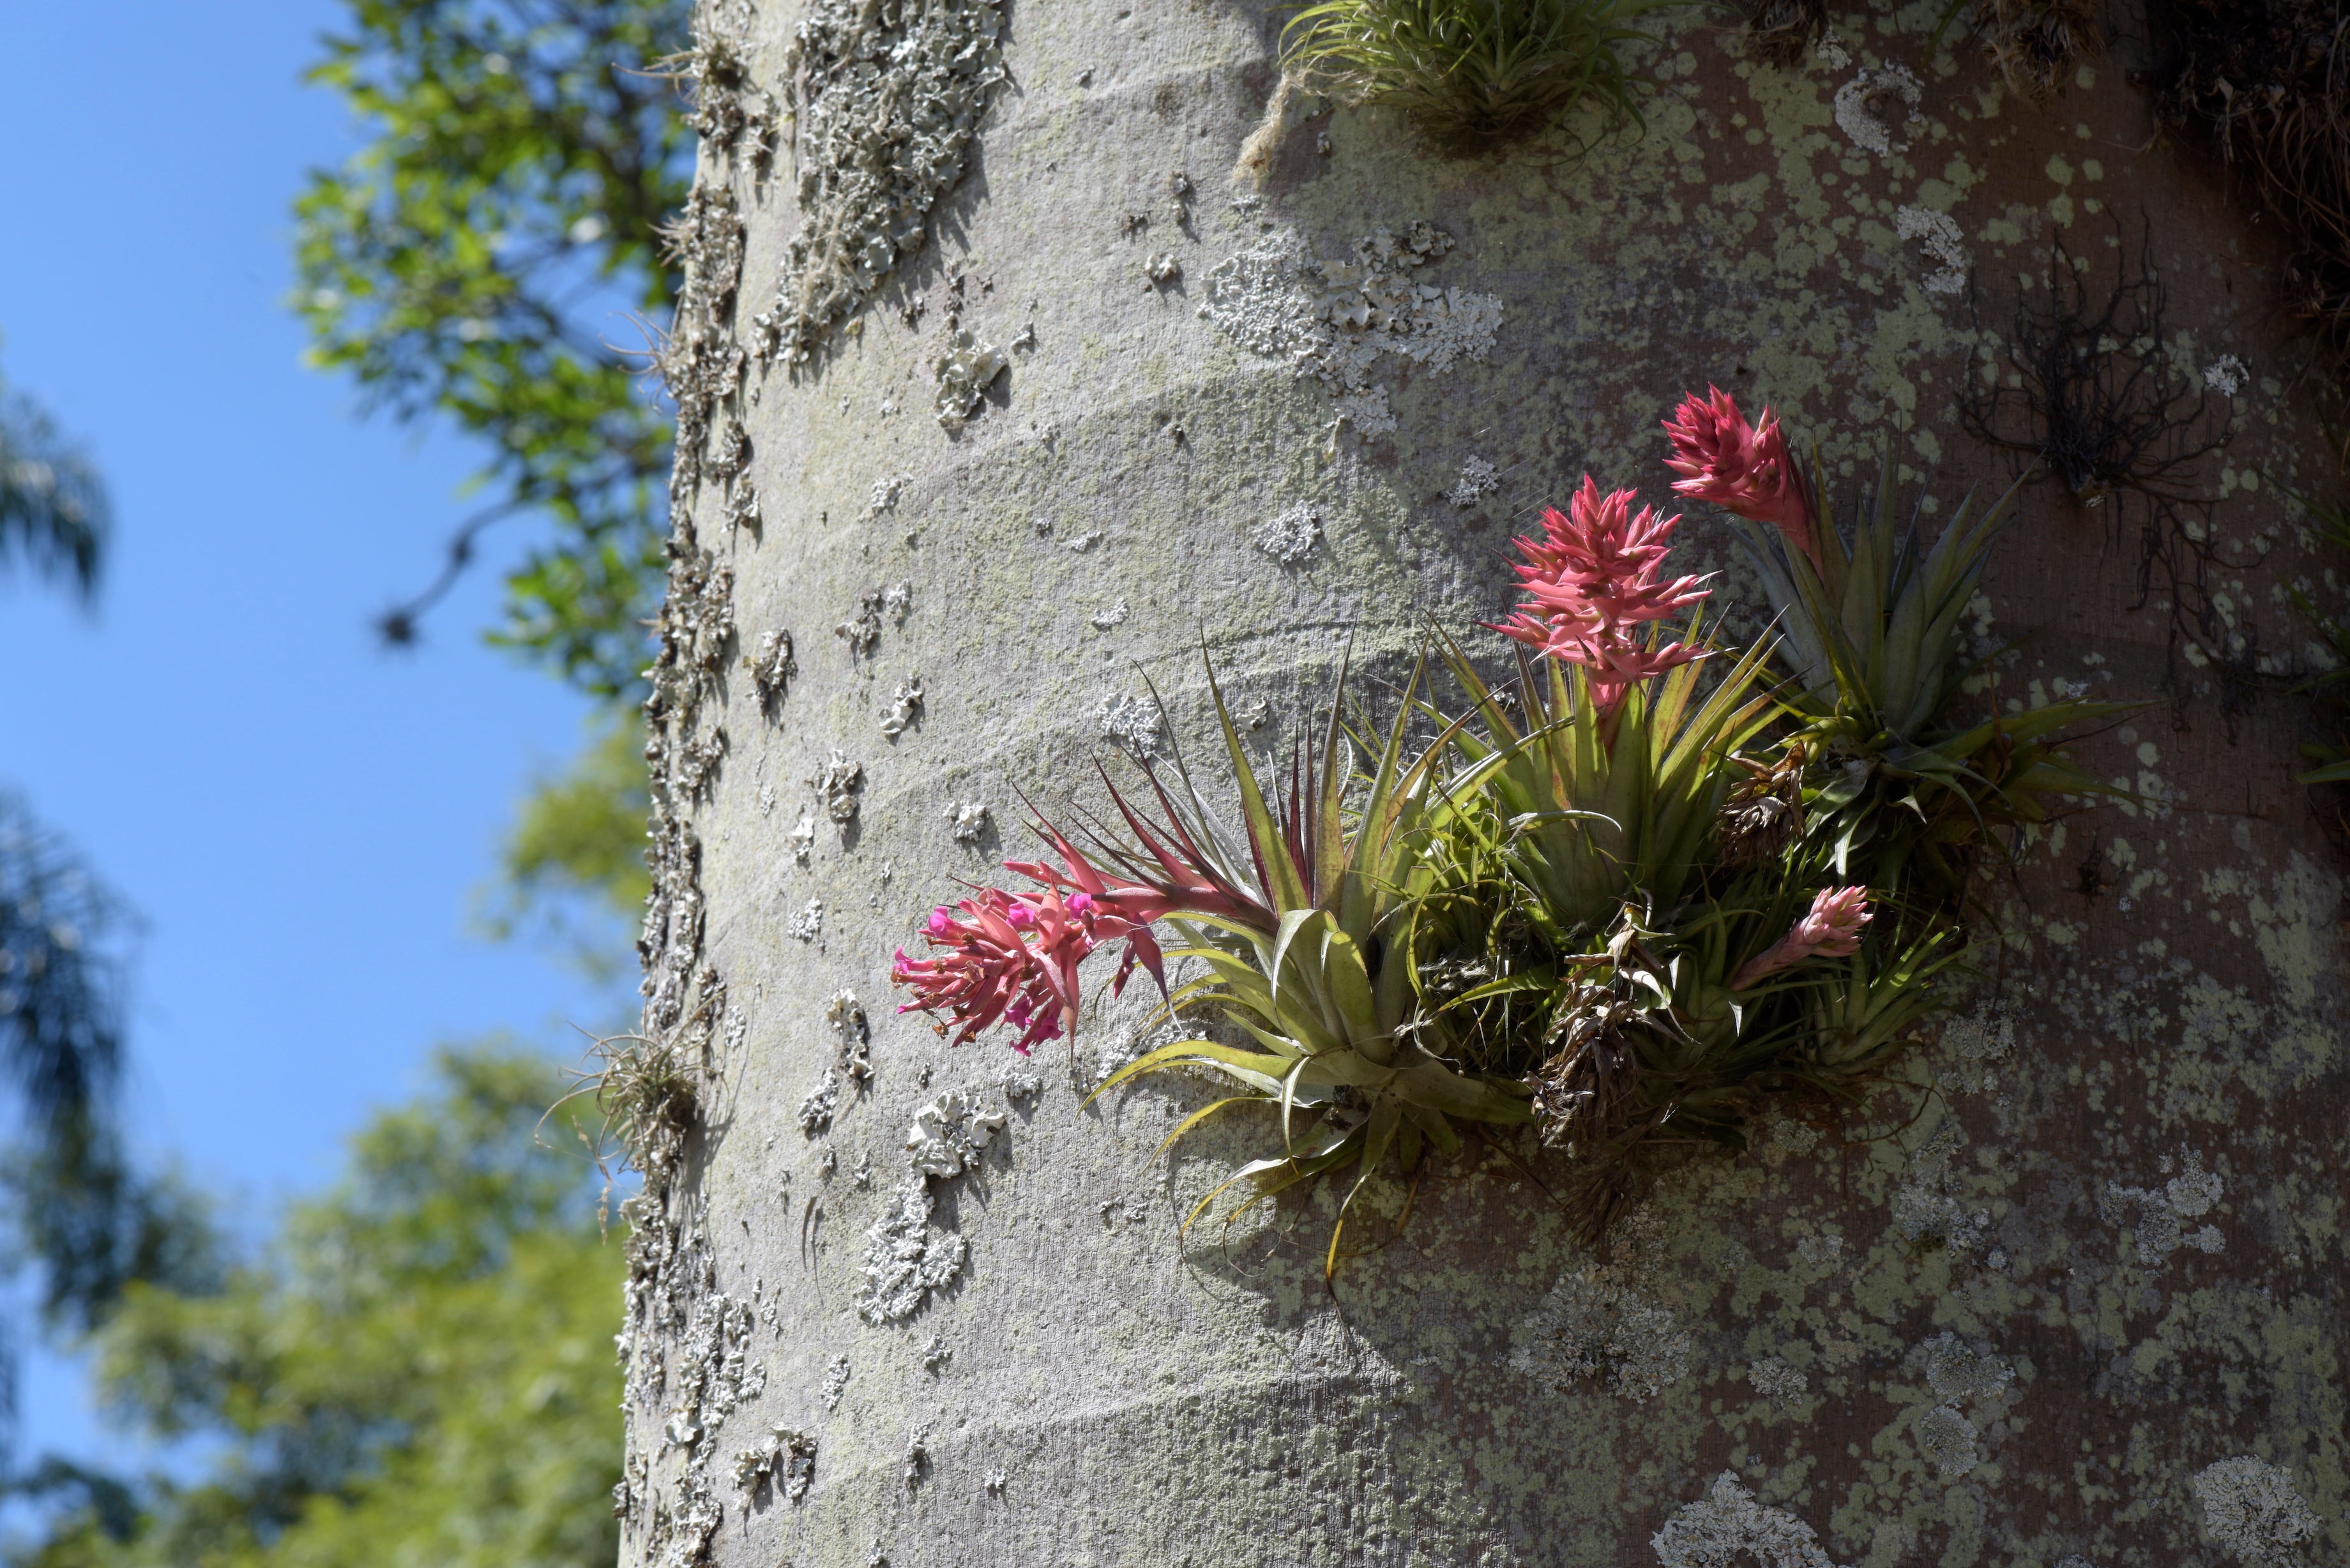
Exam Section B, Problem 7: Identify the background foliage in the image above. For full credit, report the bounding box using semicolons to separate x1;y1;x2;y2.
7;0;684;1550
1;360;222;1500
296;0;692;701
480;718;655;976
10;1046;623;1568
294;0;690;967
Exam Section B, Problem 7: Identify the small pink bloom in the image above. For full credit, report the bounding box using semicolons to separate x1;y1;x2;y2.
1731;886;1872;989
891;836;1179;1054
1484;475;1711;716
1662;386;1816;563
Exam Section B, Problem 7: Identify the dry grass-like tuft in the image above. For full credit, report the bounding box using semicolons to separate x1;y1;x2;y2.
1280;0;1670;150
2153;0;2350;371
566;1030;699;1182
1961;227;2243;716
1735;0;1830;68
1973;0;2102;97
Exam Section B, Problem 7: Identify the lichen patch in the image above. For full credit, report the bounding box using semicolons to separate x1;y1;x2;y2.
904;1089;1006;1179
856;1179;967;1323
1199;222;1502;439
1894;205;1969;296
1651;1472;1845;1568
2192;1456;2321;1566
761;0;1005;368
1832;64;1921;156
1252;504;1324;565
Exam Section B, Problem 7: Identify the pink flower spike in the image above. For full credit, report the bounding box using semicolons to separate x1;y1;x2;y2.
1731;886;1873;990
891;834;1190;1054
1483;475;1711;717
1662;386;1816;564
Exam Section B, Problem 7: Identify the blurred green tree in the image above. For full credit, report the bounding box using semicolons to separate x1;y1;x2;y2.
295;0;691;956
478;716;653;979
294;0;693;702
1;378;109;599
10;1044;623;1568
1;366;218;1315
0;360;222;1518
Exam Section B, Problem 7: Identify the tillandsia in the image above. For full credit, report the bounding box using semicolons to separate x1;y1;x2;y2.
896;654;1536;1272
1485;476;1713;718
1662;386;2137;904
888;387;2125;1260
1278;0;1674;150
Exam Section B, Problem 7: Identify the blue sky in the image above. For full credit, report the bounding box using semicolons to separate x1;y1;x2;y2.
0;0;628;1467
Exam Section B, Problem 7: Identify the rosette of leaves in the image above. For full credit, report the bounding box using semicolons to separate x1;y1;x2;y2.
895;393;2141;1265
1736;455;2132;900
1279;0;1671;149
1510;888;1957;1231
1422;637;1957;1231
1088;661;1533;1274
1435;626;1776;944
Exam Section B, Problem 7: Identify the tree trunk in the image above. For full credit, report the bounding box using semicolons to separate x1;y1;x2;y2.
621;3;2350;1565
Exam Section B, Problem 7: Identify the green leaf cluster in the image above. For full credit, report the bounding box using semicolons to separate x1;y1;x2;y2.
478;716;651;980
1070;469;2116;1258
10;1044;623;1568
0;361;109;601
1095;661;1535;1274
1279;0;1675;149
1740;456;2136;898
294;0;692;698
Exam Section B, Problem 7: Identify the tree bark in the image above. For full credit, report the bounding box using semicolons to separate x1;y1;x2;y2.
622;3;2350;1565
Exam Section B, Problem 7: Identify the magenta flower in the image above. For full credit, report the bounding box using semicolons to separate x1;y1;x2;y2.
892;837;1171;1054
1730;886;1872;990
1661;386;1817;564
1486;475;1712;715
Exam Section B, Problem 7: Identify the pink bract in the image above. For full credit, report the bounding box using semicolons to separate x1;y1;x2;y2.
891;836;1171;1055
1661;386;1817;564
1485;474;1711;714
1730;886;1872;990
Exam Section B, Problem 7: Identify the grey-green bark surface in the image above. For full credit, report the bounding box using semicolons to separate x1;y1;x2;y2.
621;3;2350;1565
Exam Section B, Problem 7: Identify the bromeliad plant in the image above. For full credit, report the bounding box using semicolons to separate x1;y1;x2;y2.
898;657;1539;1272
1664;387;2135;904
1417;478;1964;1231
890;389;2119;1261
1278;0;1672;150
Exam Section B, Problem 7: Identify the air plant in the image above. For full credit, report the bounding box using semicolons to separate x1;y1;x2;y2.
2153;0;2350;377
1729;884;1870;988
1733;0;1830;68
1506;882;1957;1232
1425;478;1960;1228
890;393;2131;1262
1485;477;1714;718
1973;0;2100;98
1665;387;2133;900
897;654;1533;1274
1278;0;1671;149
1927;0;2100;100
1437;631;1777;952
1958;229;2241;716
